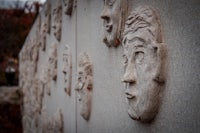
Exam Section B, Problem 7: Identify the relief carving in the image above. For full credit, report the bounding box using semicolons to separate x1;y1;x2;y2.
46;42;58;95
48;42;58;81
121;6;166;122
38;14;41;32
63;0;74;15
44;2;51;34
75;52;93;121
62;45;72;96
52;0;62;42
100;0;129;47
42;109;64;133
30;40;39;73
40;22;47;51
40;66;48;93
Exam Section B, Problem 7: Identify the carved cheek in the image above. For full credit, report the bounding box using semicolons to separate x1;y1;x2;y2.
144;47;159;74
111;0;120;13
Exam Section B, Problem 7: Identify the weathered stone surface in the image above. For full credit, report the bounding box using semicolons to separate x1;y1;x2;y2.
42;108;64;133
62;45;72;96
75;52;93;121
44;1;51;34
63;0;74;15
122;5;166;122
19;0;200;132
52;0;62;42
100;0;129;47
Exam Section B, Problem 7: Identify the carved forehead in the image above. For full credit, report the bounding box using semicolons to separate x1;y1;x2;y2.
123;6;162;46
132;6;154;17
124;6;157;33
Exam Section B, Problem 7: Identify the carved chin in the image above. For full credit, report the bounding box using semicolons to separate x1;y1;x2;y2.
103;35;115;47
127;107;140;120
127;97;158;123
103;28;118;47
80;104;90;121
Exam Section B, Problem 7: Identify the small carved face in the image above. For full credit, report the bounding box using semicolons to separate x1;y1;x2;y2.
75;53;93;120
62;45;72;95
63;0;74;15
44;2;51;34
31;43;39;63
63;55;69;72
75;67;92;120
122;6;165;122
48;56;55;77
100;0;121;47
48;43;57;81
122;36;161;122
52;0;62;41
40;23;47;51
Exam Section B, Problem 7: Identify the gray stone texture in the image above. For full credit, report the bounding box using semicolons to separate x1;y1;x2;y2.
19;0;200;132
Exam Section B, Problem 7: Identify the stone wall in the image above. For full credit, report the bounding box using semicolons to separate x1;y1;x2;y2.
19;0;200;132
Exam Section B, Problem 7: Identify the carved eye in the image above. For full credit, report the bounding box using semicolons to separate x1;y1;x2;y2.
135;51;144;64
144;11;153;17
122;54;128;66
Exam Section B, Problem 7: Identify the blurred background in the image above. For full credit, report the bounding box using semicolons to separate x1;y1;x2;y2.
0;0;45;132
0;0;46;86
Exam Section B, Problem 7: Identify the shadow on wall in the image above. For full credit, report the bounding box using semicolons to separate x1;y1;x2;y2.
0;86;23;133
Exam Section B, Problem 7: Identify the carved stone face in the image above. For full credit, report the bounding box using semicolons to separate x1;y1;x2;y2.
44;2;51;34
122;6;165;122
75;53;93;121
52;0;62;41
48;43;57;81
63;0;74;15
100;0;121;47
62;45;72;95
31;42;39;73
42;109;63;133
40;23;47;51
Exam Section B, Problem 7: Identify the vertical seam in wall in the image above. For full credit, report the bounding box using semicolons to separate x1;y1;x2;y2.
75;0;78;133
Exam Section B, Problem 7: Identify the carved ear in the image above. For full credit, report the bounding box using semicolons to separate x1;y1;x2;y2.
153;43;166;84
87;77;93;91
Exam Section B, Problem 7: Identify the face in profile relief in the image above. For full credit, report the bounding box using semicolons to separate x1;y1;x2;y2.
101;0;128;47
122;6;166;122
75;52;93;121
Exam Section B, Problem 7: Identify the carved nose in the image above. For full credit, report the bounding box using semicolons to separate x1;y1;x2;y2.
121;72;136;84
100;9;109;20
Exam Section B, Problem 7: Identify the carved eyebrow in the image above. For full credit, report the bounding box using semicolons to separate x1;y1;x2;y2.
127;36;145;44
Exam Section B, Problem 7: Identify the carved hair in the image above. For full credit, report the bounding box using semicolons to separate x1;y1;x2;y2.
123;6;163;44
